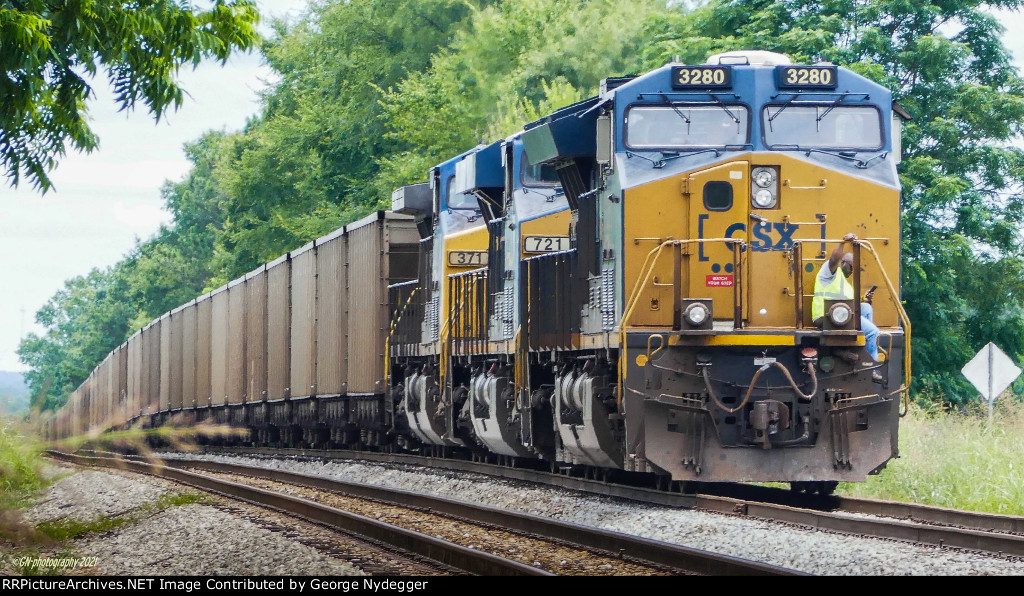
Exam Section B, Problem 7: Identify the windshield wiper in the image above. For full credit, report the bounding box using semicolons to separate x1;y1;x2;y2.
804;148;888;169
709;94;742;124
521;185;564;202
815;96;845;131
624;150;661;166
653;148;721;168
767;95;800;131
446;206;481;222
659;94;691;135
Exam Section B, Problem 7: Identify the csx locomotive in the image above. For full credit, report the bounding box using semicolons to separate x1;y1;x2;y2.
49;51;909;494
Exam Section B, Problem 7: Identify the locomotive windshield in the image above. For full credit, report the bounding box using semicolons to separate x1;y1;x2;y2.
521;158;560;186
762;105;882;150
445;175;477;210
625;105;749;149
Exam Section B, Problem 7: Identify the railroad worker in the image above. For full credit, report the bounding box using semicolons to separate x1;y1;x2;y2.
811;232;879;364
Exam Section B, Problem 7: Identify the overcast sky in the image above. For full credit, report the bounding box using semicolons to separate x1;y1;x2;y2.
1;4;1023;371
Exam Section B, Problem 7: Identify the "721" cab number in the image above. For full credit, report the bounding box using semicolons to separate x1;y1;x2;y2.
523;236;569;253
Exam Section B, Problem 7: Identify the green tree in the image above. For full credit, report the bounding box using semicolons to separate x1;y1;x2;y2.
0;0;259;191
205;0;487;283
17;131;235;411
17;270;134;411
376;0;665;196
645;0;1024;404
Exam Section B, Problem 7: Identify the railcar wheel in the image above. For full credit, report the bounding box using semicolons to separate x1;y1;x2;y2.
815;481;839;495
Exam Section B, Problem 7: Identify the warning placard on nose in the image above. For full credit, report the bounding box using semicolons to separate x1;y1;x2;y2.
706;275;734;287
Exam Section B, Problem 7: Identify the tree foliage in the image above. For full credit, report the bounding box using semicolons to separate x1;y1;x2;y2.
205;0;487;283
18;270;133;411
0;0;259;191
375;0;660;197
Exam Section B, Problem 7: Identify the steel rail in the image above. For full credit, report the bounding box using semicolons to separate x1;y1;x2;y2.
46;451;550;576
193;445;699;507
694;490;1024;557
53;450;800;576
192;447;1024;558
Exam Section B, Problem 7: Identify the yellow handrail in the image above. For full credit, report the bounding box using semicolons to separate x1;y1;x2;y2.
856;240;912;415
614;237;911;416
617;238;744;405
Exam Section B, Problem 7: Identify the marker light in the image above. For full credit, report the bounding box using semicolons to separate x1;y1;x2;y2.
684;303;710;327
753;168;775;188
828;303;852;327
753;189;776;208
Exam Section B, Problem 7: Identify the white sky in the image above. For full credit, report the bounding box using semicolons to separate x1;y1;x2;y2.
0;4;1022;371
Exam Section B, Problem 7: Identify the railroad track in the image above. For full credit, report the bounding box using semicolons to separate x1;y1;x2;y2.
47;450;798;576
695;485;1024;557
178;447;1024;559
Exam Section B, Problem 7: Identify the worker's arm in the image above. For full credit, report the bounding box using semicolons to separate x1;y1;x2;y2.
827;233;858;273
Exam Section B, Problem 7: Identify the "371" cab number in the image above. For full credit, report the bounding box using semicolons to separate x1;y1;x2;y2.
448;250;487;267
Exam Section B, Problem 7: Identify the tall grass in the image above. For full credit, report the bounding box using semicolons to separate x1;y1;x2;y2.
839;398;1024;515
0;420;44;509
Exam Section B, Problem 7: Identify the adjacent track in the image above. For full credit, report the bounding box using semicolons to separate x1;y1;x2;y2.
47;450;799;576
695;484;1024;557
185;447;1024;558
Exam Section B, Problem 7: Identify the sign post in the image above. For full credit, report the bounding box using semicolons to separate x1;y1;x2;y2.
961;342;1021;421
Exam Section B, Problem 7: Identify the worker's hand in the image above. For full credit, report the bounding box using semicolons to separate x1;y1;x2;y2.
843;233;858;242
864;288;875;303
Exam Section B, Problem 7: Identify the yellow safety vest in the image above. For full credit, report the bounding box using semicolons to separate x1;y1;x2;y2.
812;267;853;321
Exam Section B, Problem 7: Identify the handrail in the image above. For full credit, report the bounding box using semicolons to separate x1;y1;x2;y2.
856;240;912;415
617;237;744;405
383;286;419;400
793;238;911;414
616;236;910;414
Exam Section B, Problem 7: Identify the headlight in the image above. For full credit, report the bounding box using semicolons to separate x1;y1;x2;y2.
753;168;775;188
828;303;852;327
684;303;710;327
752;189;776;208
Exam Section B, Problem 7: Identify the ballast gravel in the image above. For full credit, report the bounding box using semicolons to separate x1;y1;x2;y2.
12;464;363;576
161;453;1024;576
21;467;173;525
75;503;362;576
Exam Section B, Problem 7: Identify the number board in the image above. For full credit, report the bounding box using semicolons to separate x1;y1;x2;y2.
776;65;838;89
670;66;732;89
447;250;487;267
524;236;570;253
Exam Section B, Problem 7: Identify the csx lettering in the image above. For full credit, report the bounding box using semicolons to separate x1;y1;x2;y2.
713;222;804;251
750;222;799;251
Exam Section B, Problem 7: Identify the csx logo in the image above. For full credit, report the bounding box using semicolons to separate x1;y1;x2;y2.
700;215;823;261
749;221;802;251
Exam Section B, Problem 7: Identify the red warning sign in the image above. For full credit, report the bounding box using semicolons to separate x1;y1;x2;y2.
706;274;734;287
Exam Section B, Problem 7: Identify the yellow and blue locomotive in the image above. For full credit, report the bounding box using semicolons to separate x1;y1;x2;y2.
388;50;908;492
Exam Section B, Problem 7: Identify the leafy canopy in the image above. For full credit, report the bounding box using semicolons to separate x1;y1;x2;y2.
0;0;260;192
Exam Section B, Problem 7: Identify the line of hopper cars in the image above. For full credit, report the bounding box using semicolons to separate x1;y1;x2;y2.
48;51;910;494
